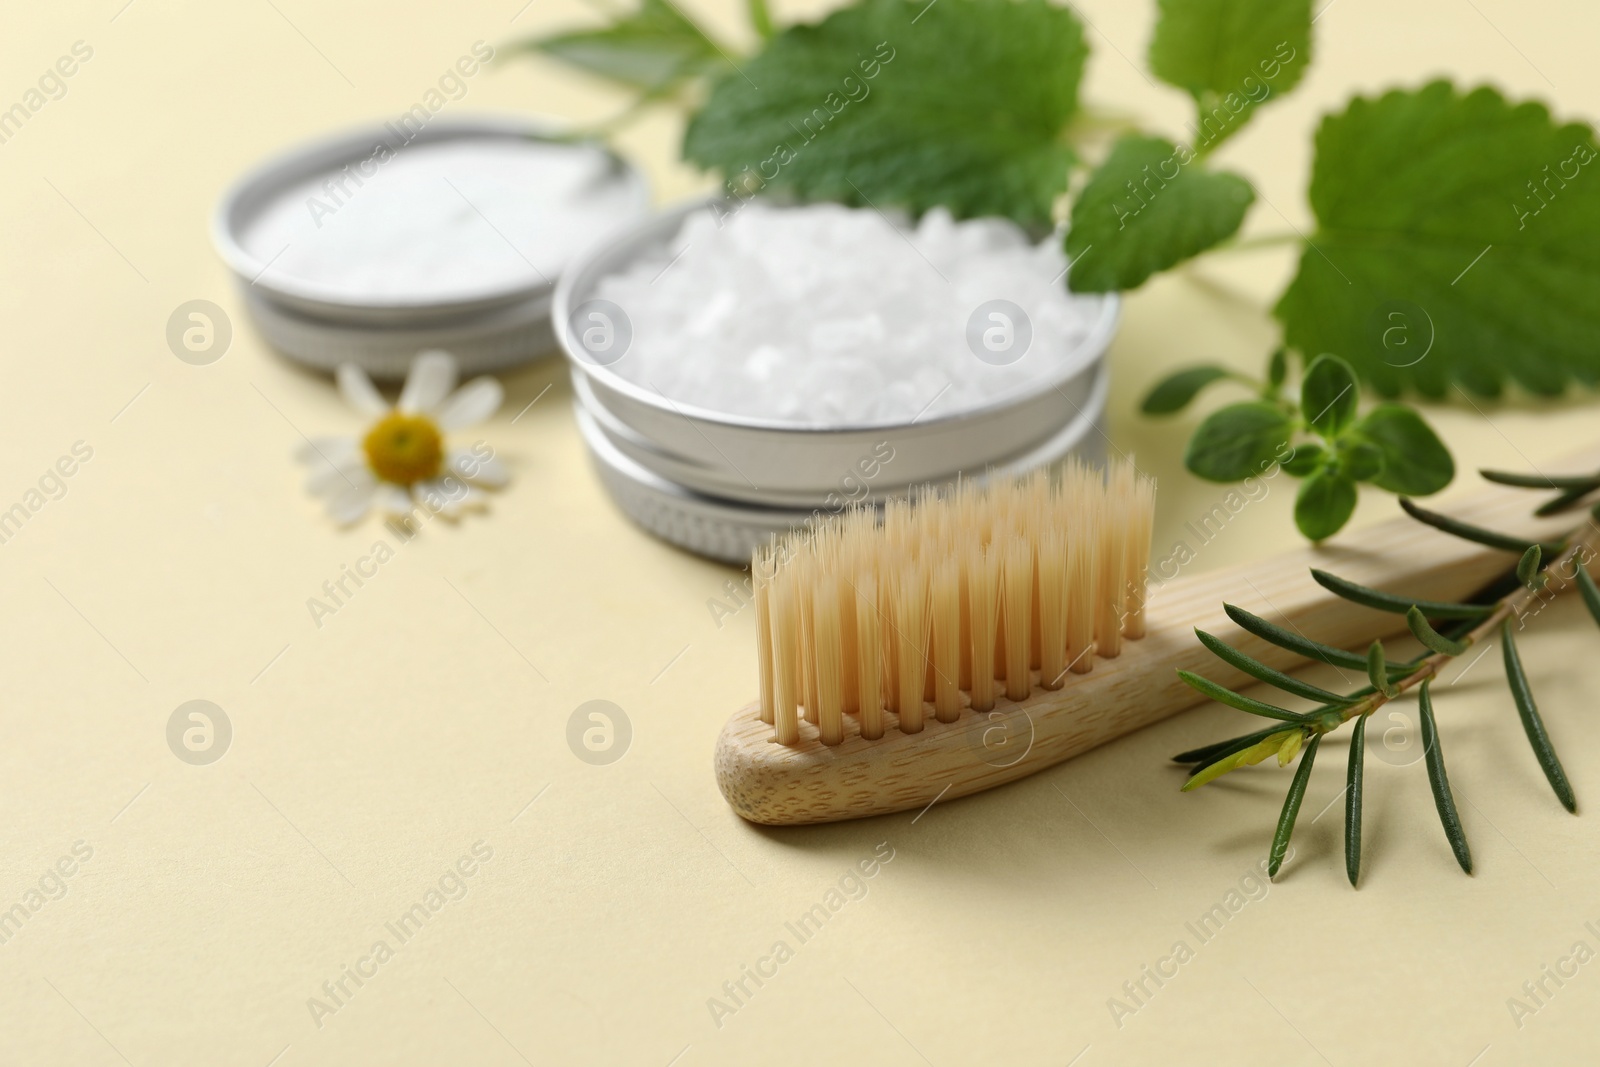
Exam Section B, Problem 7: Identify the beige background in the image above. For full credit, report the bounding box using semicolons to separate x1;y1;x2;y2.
2;0;1598;1063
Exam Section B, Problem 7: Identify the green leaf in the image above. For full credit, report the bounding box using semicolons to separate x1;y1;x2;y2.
1294;467;1358;541
1364;640;1396;697
1301;354;1359;436
1351;405;1454;495
1406;605;1468;656
1275;81;1600;397
1502;620;1577;812
1576;567;1600;629
1194;629;1357;704
1310;569;1495;619
1418;680;1473;873
518;0;730;93
1268;733;1321;877
1517;545;1544;587
1536;485;1599;517
683;0;1087;229
1224;602;1392;674
1141;365;1236;414
746;0;774;39
1181;730;1296;790
1172;724;1286;765
1148;0;1312;150
1479;469;1600;490
1345;714;1366;887
1267;348;1289;389
1398;497;1561;555
1280;443;1324;477
1336;438;1384;483
1184;401;1294;482
1176;670;1313;722
1064;136;1254;290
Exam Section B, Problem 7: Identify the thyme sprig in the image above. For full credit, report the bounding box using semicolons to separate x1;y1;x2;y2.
1176;468;1600;886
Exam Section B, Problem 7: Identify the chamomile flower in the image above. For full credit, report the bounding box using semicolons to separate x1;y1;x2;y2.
297;350;509;526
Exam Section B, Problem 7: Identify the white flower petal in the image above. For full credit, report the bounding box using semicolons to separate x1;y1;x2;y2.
305;454;368;498
295;436;359;467
399;351;458;414
447;446;510;489
325;473;376;526
374;483;413;518
337;364;389;416
434;377;504;430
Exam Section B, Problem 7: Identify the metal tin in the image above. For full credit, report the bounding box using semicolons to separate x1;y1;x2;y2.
212;115;651;377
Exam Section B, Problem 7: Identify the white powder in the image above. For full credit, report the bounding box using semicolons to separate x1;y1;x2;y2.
592;203;1108;427
242;138;644;305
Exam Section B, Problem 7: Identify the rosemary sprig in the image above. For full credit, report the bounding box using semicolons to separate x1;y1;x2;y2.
1175;470;1600;885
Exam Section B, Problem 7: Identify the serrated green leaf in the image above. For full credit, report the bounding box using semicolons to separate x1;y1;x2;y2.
517;0;730;92
1398;497;1560;555
1346;714;1366;887
1418;680;1473;873
1502;620;1577;812
1141;365;1237;414
1148;0;1312;150
683;0;1087;229
1406;605;1468;656
1301;354;1359;436
1352;405;1454;495
1176;670;1314;722
1294;466;1358;541
1275;81;1600;397
1065;136;1254;291
1184;401;1294;482
1268;733;1320;876
1195;629;1356;704
1310;569;1495;619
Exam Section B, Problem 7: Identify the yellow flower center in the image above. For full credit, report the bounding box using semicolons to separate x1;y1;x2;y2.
362;412;443;486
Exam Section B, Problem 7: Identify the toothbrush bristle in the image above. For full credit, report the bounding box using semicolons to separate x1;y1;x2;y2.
752;458;1156;745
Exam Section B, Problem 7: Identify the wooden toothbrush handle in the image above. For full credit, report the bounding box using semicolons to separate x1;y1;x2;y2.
714;458;1599;826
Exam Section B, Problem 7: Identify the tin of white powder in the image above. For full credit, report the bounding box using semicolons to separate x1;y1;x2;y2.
592;202;1108;427
241;137;645;307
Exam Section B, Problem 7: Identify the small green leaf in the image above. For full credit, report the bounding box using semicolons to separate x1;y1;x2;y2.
1352;405;1454;495
1345;714;1366;888
1406;605;1468;656
1502;620;1577;812
1184;401;1295;482
1536;484;1599;517
519;0;730;92
1195;629;1356;705
1176;671;1314;722
1280;443;1325;477
1398;497;1562;555
1479;469;1600;490
1365;640;1396;697
1337;439;1384;483
1181;730;1295;790
745;0;774;39
1275;728;1305;766
1065;135;1254;291
1419;680;1473;873
1268;733;1321;877
684;0;1088;229
1576;567;1600;629
1301;354;1359;436
1267;348;1288;389
1224;602;1407;674
1148;0;1312;150
1294;467;1359;541
1141;365;1236;414
1310;569;1495;619
1517;545;1544;587
1172;725;1286;765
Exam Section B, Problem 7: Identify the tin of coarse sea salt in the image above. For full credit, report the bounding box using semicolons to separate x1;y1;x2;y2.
212;114;651;379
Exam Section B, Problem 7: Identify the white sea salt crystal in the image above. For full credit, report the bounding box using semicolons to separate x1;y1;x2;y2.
243;139;640;305
593;202;1106;427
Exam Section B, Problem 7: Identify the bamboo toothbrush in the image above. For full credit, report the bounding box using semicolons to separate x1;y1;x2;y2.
714;456;1588;825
